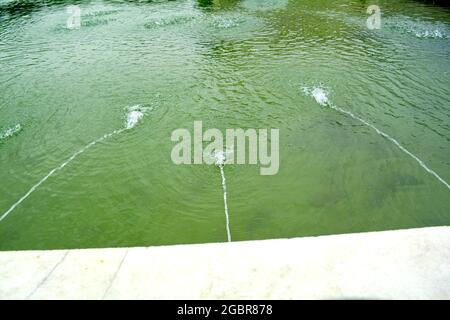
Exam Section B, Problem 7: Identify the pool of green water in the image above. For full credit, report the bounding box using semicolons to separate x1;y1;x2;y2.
0;0;449;250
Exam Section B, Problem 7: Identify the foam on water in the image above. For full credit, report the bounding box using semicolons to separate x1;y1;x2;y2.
209;15;243;29
303;86;330;106
0;124;21;140
125;105;151;129
126;110;144;129
302;85;450;190
315;11;449;40
213;150;232;242
144;13;199;29
210;149;233;166
414;29;446;39
0;107;148;223
386;16;449;39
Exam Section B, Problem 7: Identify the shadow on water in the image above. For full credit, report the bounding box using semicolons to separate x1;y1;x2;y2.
416;0;450;6
195;0;241;11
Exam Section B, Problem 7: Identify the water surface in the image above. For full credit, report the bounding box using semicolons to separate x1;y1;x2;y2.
0;0;449;250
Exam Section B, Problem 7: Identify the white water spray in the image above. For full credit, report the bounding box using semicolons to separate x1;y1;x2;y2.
125;105;151;129
0;106;148;223
303;86;450;190
0;124;22;141
213;150;232;242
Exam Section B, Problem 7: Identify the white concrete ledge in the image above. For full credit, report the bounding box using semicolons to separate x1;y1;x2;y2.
1;227;449;299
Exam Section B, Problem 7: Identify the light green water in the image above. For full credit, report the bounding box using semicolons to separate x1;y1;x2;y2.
0;0;449;250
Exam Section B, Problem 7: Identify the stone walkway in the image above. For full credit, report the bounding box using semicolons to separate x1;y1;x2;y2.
1;226;449;299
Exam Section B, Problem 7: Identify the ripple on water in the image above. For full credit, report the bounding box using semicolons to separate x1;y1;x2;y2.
0;0;449;249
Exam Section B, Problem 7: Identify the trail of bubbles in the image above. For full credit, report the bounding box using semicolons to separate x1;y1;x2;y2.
302;86;450;190
0;106;148;223
213;150;232;242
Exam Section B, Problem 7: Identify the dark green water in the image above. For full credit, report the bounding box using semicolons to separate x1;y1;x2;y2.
0;0;449;250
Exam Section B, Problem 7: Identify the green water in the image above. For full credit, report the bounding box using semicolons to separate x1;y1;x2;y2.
0;0;449;250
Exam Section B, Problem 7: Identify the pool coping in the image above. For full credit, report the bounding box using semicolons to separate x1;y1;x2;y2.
1;226;449;299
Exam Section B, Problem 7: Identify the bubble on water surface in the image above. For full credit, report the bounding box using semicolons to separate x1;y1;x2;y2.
302;86;330;106
212;149;234;167
209;15;244;29
144;13;199;29
386;15;449;39
0;124;21;141
125;105;152;129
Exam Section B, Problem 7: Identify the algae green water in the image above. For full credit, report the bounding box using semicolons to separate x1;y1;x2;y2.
0;0;449;250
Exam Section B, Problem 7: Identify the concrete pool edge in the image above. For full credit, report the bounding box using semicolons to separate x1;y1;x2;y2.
0;226;449;299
